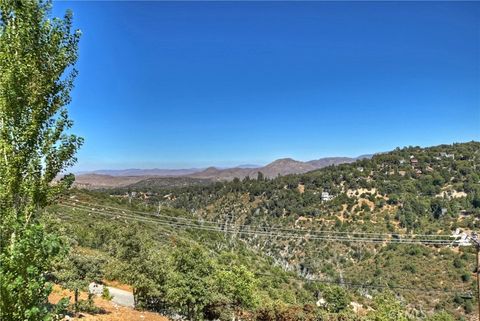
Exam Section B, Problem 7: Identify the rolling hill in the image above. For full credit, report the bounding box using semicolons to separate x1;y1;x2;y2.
186;157;361;180
75;156;366;189
51;141;480;320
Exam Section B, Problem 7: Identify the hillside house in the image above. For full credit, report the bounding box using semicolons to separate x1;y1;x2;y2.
452;229;471;247
440;152;455;159
321;191;333;202
410;158;418;166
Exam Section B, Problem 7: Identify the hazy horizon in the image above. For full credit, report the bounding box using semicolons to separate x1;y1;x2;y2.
73;140;476;172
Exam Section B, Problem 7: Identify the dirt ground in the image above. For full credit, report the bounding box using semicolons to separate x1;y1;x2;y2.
49;285;169;321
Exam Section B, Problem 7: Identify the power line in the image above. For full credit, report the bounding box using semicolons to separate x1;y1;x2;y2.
52;199;478;317
52;204;475;298
53;207;473;297
55;203;463;246
56;203;458;245
254;272;465;294
51;212;218;254
57;203;452;244
56;211;466;297
67;199;454;238
311;279;464;294
61;199;457;240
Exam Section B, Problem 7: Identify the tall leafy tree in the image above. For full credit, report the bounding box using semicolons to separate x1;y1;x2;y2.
0;1;82;320
213;265;258;310
165;243;215;320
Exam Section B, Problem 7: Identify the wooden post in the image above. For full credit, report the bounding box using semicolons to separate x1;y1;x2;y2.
470;233;480;321
477;247;480;321
74;288;79;314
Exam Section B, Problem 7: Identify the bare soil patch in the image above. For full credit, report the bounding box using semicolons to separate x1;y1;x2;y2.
49;285;169;321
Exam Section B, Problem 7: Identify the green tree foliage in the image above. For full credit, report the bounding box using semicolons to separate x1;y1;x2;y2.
0;1;82;319
54;249;104;292
321;285;350;313
165;243;215;320
104;225;167;308
53;248;105;312
257;171;265;181
213;265;258;309
366;293;409;321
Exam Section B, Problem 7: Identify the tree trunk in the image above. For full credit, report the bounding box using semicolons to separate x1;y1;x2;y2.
74;288;79;314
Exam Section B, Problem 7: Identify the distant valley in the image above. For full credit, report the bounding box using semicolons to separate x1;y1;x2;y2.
76;168;203;177
74;155;370;189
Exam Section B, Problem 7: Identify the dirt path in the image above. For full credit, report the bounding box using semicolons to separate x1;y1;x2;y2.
107;286;134;308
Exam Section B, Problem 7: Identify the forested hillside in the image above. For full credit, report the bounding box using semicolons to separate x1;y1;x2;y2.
46;141;479;320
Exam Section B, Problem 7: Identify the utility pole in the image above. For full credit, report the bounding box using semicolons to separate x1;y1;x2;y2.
469;232;480;321
478;247;480;321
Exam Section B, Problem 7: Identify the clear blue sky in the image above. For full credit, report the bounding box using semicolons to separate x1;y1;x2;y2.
52;1;480;171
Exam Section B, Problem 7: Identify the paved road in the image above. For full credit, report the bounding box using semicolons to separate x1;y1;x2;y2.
107;286;135;308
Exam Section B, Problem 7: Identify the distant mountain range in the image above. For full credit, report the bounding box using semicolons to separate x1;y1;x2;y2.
189;158;321;180
73;155;372;189
76;168;203;177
